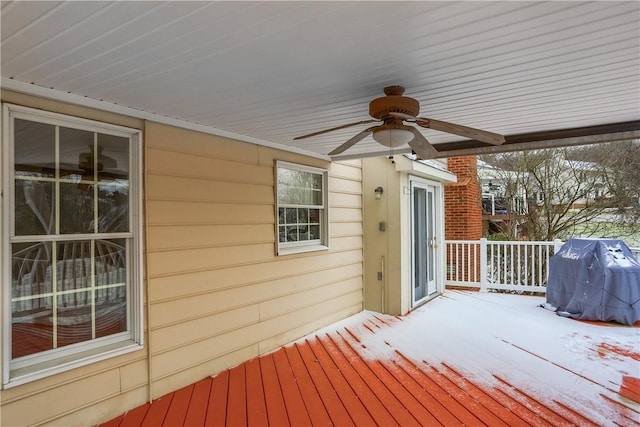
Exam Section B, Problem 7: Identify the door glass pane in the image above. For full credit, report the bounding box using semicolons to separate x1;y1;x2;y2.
15;180;55;235
14;119;56;178
428;191;434;282
413;188;427;300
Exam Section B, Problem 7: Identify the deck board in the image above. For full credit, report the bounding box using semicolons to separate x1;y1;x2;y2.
184;378;212;426
141;395;172;427
296;341;355;426
162;383;194;427
272;348;313;427
205;369;229;426
226;364;247;427
118;403;150;427
260;354;290;426
245;358;269;427
283;345;333;426
307;337;377;426
98;291;640;427
329;333;421;426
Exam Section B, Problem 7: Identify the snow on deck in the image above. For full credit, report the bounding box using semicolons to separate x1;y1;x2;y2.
100;290;639;426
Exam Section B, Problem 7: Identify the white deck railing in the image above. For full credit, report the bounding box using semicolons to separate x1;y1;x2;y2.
445;239;640;294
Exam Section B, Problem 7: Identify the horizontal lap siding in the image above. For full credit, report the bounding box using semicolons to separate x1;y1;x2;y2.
145;122;363;398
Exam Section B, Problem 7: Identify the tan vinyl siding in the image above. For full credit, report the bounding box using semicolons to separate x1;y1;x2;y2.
0;96;364;426
144;122;364;401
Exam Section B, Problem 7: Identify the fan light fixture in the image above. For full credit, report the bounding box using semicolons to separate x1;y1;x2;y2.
372;127;414;148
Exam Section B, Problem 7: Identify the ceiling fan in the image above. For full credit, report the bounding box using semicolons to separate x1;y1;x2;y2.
78;144;117;173
77;145;118;191
294;86;505;158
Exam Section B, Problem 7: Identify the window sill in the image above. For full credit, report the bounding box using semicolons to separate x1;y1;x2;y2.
4;340;143;389
277;244;329;256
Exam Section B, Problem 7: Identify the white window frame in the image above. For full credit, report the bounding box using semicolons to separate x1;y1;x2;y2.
275;161;329;256
1;104;144;387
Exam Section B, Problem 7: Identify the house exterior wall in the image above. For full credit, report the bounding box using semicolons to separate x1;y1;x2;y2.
0;91;364;426
362;157;403;315
363;156;454;316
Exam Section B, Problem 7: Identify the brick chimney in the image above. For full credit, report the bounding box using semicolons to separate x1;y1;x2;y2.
445;156;483;240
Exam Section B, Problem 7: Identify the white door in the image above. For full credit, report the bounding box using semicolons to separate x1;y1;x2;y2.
411;181;438;304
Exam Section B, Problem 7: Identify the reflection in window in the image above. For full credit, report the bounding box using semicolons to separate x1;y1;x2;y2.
276;162;328;254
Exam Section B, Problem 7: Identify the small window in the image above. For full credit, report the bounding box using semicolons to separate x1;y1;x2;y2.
3;105;143;386
276;161;328;255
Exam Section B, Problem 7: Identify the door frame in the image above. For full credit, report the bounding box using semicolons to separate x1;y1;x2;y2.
409;176;444;308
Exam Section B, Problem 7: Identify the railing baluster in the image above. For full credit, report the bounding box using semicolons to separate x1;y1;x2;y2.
444;239;564;293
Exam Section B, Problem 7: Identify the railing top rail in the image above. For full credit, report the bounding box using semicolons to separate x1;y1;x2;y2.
445;239;560;245
484;240;559;246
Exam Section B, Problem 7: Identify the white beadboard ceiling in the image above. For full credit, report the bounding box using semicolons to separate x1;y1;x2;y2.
1;1;639;159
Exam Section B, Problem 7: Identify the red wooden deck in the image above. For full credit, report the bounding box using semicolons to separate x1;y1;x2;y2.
99;291;639;426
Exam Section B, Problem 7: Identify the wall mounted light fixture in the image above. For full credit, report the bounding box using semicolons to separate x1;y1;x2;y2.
374;186;384;200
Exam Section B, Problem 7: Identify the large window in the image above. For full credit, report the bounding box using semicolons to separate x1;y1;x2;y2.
276;161;328;255
3;105;143;386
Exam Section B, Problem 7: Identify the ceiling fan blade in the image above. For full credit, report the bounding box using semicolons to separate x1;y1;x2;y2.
328;127;377;155
388;112;417;120
407;127;439;159
293;119;379;140
416;118;505;145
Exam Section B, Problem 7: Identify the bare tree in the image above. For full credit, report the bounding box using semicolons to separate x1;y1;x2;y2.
480;141;640;242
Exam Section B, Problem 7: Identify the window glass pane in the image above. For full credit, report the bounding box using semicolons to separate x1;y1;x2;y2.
98;182;129;233
279;226;286;243
57;241;91;293
59;127;95;181
312;174;322;189
309;209;320;224
57;291;92;348
95;288;126;338
12;296;53;358
15;180;55;236
14;119;56;179
277;167;322;206
286;226;298;242
60;183;94;234
298;225;309;240
95;239;126;287
278;207;285;225
310;225;320;240
285;208;297;224
12;241;53;299
299;208;308;224
312;189;322;205
95;239;127;337
97;134;129;181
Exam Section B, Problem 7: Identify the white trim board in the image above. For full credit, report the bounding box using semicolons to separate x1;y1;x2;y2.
1;78;330;161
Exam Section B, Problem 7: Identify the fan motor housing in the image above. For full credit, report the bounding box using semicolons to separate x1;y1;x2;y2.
369;93;420;119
